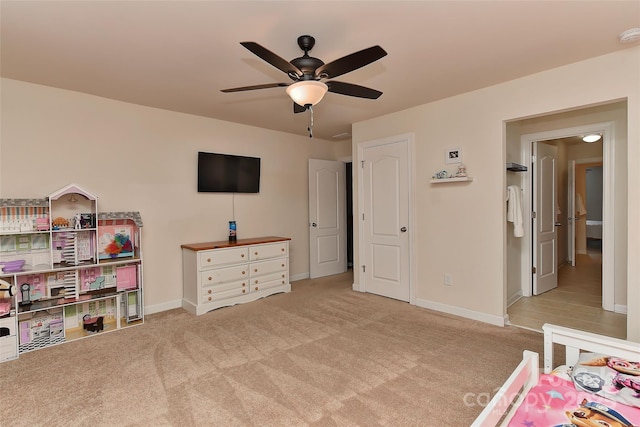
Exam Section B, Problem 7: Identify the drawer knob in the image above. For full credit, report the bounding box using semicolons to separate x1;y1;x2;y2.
208;276;212;281
208;296;212;301
282;274;285;278
254;252;258;256
208;289;212;294
242;271;246;275
255;286;259;291
242;289;246;294
254;268;258;273
281;248;285;252
207;258;211;262
282;280;285;284
281;264;285;267
254;280;258;284
241;254;245;258
242;283;246;287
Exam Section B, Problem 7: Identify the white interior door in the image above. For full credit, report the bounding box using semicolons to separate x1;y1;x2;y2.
533;142;558;295
568;160;576;267
361;140;410;301
308;159;347;279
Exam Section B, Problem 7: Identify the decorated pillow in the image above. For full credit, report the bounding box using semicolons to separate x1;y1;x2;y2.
572;352;640;408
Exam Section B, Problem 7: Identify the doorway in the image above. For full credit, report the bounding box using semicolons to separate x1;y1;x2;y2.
508;121;626;337
307;158;354;279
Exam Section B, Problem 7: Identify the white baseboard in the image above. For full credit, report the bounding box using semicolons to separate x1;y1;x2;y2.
145;299;182;315
146;273;309;316
290;272;309;282
614;304;628;314
415;298;506;327
507;290;523;308
352;282;362;292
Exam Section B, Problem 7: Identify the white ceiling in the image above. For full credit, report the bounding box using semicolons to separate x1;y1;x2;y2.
2;1;639;141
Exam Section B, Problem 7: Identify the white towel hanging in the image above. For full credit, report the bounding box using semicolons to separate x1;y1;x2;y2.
506;185;524;237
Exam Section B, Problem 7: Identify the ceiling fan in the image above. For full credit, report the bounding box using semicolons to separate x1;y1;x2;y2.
221;35;387;137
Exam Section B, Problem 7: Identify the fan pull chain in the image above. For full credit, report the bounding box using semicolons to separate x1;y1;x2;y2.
307;106;314;139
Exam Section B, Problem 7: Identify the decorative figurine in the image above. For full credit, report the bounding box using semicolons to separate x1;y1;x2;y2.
455;163;467;177
434;170;448;179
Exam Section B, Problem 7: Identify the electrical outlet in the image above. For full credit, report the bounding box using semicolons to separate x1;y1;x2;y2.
444;273;452;286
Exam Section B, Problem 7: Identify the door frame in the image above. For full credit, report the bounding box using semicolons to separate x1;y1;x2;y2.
520;122;614;311
570;157;603;259
356;133;416;305
568;159;576;267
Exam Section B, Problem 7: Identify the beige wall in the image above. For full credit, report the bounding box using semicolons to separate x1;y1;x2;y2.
0;78;339;313
352;47;640;341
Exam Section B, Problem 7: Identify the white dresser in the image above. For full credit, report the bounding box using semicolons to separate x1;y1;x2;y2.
181;236;291;315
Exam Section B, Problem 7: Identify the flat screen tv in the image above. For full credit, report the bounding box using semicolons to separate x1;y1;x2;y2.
197;151;261;193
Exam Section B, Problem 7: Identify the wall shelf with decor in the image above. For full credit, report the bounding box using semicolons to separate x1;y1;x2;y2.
430;177;474;184
0;184;144;363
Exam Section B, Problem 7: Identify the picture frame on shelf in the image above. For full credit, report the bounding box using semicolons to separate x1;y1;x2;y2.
445;147;462;164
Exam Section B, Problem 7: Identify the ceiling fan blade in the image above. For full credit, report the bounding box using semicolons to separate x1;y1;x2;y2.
315;46;387;79
221;83;289;93
293;102;307;114
240;41;303;78
326;81;382;99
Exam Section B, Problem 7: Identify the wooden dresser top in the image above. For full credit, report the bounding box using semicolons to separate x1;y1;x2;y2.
181;236;290;252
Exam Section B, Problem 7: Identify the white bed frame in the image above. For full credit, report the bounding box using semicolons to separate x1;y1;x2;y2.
471;323;640;427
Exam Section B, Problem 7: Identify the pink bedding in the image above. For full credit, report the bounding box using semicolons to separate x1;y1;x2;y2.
508;374;640;427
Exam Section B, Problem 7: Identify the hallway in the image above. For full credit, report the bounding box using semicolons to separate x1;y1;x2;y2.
507;250;627;339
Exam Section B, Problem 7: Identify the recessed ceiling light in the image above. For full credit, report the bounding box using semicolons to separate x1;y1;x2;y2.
619;28;640;43
583;134;602;143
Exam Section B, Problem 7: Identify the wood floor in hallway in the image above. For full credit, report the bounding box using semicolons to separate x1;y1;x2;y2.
507;249;627;339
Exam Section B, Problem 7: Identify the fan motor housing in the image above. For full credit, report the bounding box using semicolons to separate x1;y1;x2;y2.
291;56;324;78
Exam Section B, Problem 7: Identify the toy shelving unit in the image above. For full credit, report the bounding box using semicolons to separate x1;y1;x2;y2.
0;184;144;363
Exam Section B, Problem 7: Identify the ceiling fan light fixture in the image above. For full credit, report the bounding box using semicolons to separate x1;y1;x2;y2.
619;28;640;44
583;134;602;143
286;81;328;107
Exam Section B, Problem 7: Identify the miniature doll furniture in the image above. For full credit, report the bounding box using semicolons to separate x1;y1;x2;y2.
82;315;104;332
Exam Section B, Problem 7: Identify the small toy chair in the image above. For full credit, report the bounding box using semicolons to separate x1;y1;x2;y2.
83;315;104;332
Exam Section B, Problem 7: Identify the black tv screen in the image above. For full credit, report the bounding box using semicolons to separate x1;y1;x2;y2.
197;152;260;193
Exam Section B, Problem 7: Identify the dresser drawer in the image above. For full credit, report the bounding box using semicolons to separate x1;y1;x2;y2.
202;280;248;303
249;271;287;288
202;278;248;297
249;242;288;261
200;264;248;286
249;258;287;277
251;276;288;293
198;247;248;269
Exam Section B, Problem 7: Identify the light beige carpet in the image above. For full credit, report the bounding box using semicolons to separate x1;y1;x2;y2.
0;271;545;426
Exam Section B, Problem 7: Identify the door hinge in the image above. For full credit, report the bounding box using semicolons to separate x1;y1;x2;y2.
362;265;366;273
361;160;365;168
532;266;537;274
532;211;536;219
362;213;365;221
531;155;536;163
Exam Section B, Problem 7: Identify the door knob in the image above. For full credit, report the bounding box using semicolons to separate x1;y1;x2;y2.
311;222;317;227
400;227;407;232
